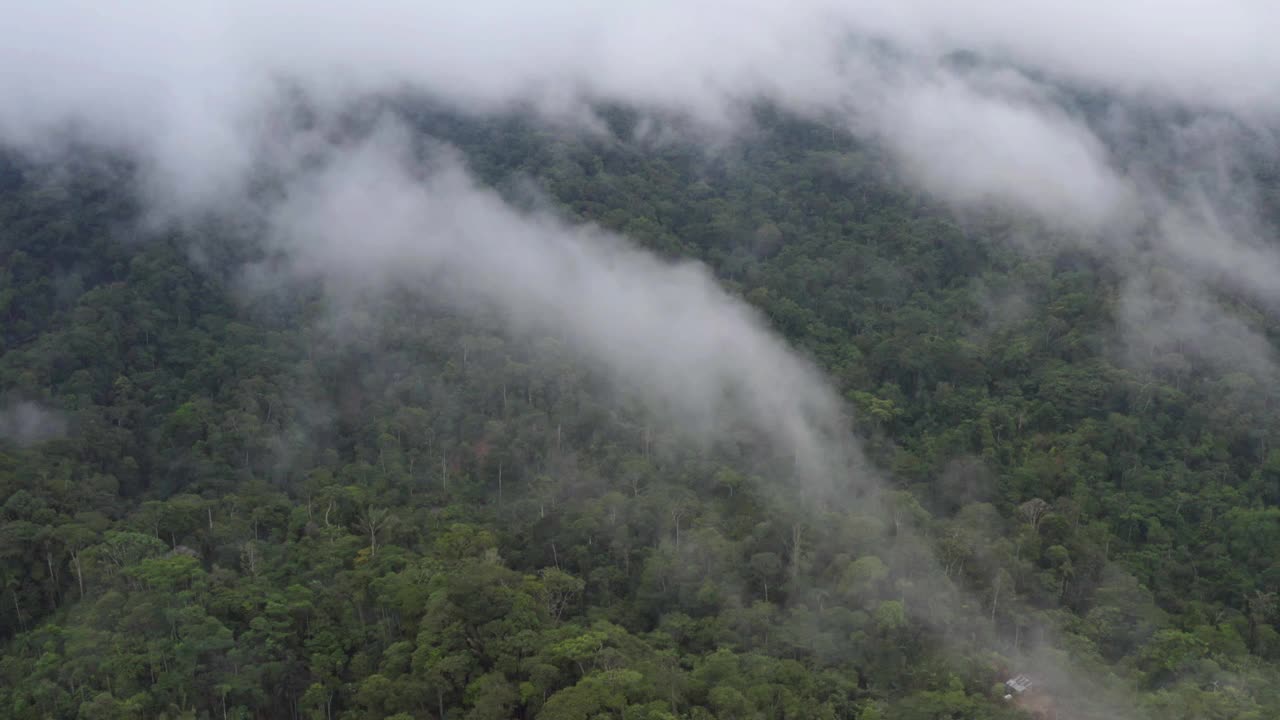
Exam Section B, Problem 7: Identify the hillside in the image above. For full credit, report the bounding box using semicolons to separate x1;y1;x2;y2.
2;106;1280;719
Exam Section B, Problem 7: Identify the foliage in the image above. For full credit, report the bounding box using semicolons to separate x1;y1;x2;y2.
1;110;1279;718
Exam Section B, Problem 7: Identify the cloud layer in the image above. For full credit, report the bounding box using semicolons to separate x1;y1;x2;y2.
6;3;1276;319
5;2;1278;217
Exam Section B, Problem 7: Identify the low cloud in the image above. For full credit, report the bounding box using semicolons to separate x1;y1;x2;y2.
0;401;66;446
252;121;863;492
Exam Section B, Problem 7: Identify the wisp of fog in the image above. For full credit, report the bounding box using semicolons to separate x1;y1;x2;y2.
0;401;66;447
257;121;861;491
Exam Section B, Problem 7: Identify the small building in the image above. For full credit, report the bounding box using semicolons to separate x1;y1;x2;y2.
1003;674;1033;700
1001;674;1060;719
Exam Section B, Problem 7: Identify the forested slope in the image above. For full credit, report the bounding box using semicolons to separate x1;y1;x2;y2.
2;110;1279;720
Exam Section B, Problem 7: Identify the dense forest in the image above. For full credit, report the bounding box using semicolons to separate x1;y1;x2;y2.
2;104;1280;720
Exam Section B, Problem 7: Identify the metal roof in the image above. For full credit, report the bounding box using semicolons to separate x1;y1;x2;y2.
1005;675;1034;693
